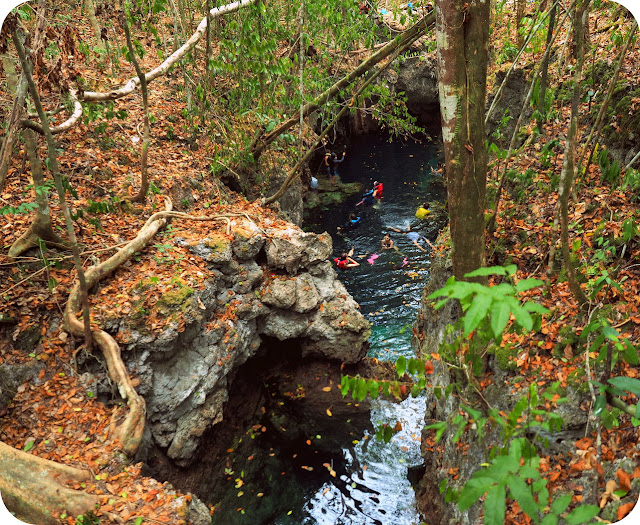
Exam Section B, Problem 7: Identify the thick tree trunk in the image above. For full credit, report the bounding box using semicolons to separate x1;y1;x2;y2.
436;0;489;281
558;0;589;307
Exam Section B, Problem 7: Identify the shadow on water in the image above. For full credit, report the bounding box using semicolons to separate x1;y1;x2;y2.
267;133;446;525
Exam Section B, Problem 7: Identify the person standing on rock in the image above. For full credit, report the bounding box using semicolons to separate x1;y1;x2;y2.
326;150;346;185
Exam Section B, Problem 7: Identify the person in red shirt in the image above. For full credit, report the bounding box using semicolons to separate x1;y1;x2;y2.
334;247;359;269
373;181;383;199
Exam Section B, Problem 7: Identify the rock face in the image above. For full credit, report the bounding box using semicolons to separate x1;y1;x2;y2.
393;53;440;127
119;220;370;466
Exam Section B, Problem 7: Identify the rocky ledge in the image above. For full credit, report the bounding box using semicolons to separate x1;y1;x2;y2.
105;219;370;466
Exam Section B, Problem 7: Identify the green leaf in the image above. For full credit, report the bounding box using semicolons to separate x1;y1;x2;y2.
458;477;494;511
508;474;540;523
515;278;544;293
593;395;607;417
340;375;351;397
484;483;506;525
491;299;511;338
395;356;407;378
464;266;509;277
23;439;35;452
354;378;368;401
463;293;492;335
602;325;620;342
511;302;533;331
564;504;600;524
608;376;640;397
541;514;558;525
623;342;639;365
368;380;379;399
523;301;550;315
135;518;144;525
550;493;572;515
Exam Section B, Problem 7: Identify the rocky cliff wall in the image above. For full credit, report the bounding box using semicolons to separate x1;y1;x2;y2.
105;219;370;467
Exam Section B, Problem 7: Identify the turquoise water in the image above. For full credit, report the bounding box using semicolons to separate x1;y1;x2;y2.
282;132;446;524
311;132;445;361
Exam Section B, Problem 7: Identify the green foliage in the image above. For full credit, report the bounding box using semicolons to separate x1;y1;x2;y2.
75;512;101;525
622;168;640;200
0;201;39;215
428;265;548;341
580;309;639;429
453;384;599;525
83;101;128;133
597;148;621;186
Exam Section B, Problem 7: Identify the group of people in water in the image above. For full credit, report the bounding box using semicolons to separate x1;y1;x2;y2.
333;177;435;270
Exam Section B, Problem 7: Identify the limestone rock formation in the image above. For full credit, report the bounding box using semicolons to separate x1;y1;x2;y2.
112;220;369;466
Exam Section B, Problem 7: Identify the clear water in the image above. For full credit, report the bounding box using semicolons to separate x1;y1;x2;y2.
274;133;446;524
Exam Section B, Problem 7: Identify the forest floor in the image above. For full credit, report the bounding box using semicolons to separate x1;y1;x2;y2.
0;1;639;524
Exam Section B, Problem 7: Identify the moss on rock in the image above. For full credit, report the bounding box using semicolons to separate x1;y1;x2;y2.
156;286;195;315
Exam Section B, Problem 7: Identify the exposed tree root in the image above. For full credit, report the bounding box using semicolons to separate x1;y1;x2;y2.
64;198;260;455
0;441;98;525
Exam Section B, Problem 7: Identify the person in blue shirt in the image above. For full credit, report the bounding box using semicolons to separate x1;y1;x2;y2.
337;213;362;231
356;189;375;206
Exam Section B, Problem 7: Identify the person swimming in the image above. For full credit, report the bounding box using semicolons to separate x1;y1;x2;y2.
356;189;375;206
337;213;362;231
334;247;359;269
389;226;435;252
381;233;394;250
415;203;430;219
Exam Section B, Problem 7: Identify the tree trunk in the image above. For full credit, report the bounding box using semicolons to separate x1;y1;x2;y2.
8;128;67;258
436;0;489;281
13;24;94;351
516;0;526;50
558;0;589;307
0;0;46;192
122;11;151;203
537;2;557;134
84;0;105;51
579;20;637;176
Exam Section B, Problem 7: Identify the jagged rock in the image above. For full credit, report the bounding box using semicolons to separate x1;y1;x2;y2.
231;222;265;260
266;228;333;273
261;279;297;309
120;219;369;465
